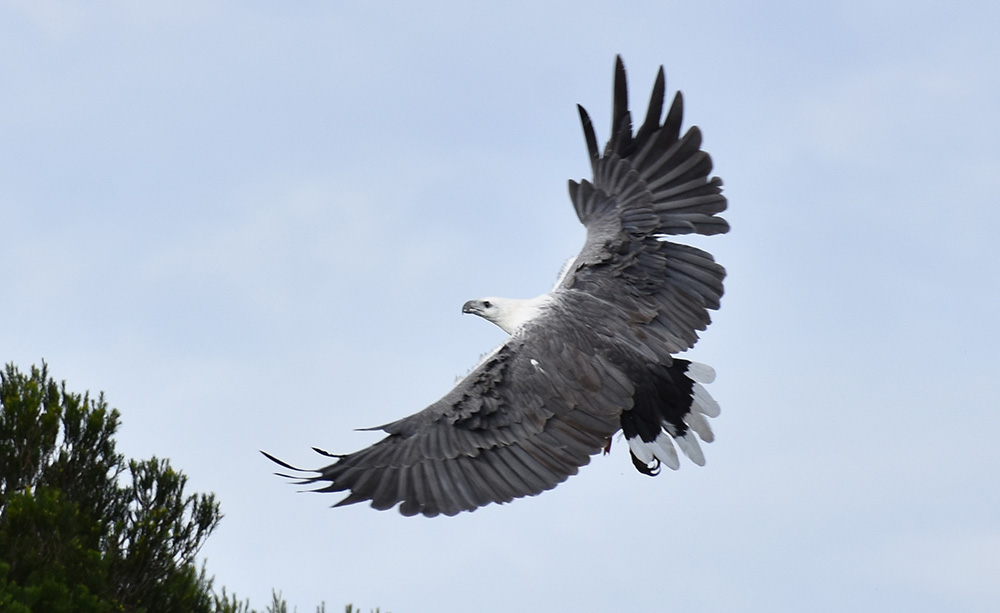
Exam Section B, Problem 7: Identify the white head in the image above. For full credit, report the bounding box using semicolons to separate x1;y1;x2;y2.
462;294;552;335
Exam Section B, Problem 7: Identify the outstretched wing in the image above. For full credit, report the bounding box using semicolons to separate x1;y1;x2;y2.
266;56;728;517
267;308;636;517
562;56;728;355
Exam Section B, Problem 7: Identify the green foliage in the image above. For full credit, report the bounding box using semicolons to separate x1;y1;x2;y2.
0;362;381;613
0;362;221;612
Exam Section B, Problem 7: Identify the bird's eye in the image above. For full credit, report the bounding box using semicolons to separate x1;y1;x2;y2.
483;301;492;308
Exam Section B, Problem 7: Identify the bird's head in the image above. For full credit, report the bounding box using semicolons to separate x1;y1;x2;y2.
462;295;552;335
462;297;506;328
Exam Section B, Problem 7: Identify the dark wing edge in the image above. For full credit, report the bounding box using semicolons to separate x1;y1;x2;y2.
562;55;729;355
570;55;729;237
263;317;636;518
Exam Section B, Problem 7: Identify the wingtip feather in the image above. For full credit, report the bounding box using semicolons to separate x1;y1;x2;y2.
260;450;304;472
578;104;599;166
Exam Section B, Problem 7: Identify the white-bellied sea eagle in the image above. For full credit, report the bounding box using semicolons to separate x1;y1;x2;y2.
264;56;729;517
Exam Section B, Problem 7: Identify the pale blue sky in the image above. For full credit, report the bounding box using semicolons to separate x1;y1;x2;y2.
2;1;999;611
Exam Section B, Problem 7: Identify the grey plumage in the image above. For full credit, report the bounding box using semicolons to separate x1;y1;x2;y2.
264;56;729;517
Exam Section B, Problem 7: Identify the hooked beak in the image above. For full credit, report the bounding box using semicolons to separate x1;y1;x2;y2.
462;299;481;315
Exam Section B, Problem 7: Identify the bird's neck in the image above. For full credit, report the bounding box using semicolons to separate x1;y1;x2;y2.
494;294;553;334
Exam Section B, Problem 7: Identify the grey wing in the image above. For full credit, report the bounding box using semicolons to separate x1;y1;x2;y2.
267;311;635;517
561;56;729;355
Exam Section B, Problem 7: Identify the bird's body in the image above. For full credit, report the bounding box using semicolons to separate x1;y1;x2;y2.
266;56;729;517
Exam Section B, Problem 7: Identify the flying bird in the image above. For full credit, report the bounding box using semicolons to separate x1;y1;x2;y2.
265;56;729;517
